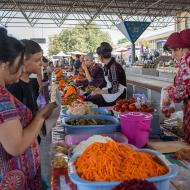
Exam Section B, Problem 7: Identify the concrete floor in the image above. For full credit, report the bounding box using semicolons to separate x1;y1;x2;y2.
39;133;52;187
39;107;60;188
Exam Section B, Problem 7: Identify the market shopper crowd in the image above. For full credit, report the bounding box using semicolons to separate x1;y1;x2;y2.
0;28;56;189
0;25;190;190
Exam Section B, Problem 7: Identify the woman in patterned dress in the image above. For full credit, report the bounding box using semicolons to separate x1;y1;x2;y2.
164;28;190;143
0;28;56;189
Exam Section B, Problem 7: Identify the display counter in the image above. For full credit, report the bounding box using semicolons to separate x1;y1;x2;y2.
49;69;189;190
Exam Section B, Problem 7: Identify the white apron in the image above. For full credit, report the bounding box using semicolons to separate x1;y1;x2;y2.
102;76;127;103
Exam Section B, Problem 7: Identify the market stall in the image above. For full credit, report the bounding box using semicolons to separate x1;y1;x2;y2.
50;68;190;190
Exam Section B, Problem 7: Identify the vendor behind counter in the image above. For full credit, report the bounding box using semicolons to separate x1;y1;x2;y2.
75;53;106;89
87;42;126;107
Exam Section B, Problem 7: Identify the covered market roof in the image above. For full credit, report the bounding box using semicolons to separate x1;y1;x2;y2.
0;0;190;29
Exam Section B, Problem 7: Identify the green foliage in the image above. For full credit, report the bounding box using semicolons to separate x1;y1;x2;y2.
48;23;112;56
117;38;128;44
137;39;153;49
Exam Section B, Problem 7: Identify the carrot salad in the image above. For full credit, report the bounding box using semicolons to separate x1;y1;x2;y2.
74;141;168;181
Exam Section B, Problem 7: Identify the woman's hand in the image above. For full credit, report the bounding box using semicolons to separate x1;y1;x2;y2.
162;96;170;106
37;103;57;119
91;89;106;96
0;105;55;156
161;87;171;107
90;88;99;96
81;62;87;71
91;89;108;96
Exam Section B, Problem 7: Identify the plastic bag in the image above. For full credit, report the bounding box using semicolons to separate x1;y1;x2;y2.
160;87;175;118
37;93;46;108
133;93;148;104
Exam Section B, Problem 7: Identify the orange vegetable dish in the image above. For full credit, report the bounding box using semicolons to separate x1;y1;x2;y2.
58;79;65;89
74;141;168;182
63;85;77;98
72;74;84;80
55;68;63;78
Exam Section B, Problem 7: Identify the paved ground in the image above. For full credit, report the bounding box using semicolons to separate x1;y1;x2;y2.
39;108;60;188
39;133;52;187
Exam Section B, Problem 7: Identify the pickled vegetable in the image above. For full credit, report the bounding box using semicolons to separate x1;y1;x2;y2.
66;118;113;126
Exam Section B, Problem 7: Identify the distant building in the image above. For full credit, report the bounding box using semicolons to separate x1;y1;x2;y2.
139;31;174;51
176;12;190;31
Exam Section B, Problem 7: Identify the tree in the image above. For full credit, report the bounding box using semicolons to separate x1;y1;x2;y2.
117;38;128;44
137;39;153;49
48;23;112;56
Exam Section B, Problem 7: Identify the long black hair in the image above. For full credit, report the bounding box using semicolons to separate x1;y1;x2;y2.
21;39;42;59
0;27;25;69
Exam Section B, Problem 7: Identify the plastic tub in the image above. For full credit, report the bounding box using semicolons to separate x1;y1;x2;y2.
65;132;128;147
61;107;110;117
68;149;178;190
63;115;120;135
119;112;152;148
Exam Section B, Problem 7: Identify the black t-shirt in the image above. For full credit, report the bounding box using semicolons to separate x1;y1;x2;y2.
43;69;49;82
7;79;38;116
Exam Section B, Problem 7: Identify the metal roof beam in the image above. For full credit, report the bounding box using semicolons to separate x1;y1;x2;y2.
147;0;165;8
0;0;189;30
11;0;33;27
86;0;114;26
58;1;77;27
1;4;188;16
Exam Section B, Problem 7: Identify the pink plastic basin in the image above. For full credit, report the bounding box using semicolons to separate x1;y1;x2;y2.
65;132;128;147
119;112;152;148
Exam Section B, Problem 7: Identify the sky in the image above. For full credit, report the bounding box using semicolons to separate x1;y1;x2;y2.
7;26;124;43
5;24;174;55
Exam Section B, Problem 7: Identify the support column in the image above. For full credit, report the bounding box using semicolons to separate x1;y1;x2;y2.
131;42;135;64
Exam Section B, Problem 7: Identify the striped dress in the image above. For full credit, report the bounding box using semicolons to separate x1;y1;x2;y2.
0;85;42;190
168;51;190;143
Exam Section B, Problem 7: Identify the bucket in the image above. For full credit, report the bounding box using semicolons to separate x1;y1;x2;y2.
119;112;152;148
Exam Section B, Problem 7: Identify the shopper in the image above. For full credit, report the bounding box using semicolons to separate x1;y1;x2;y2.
41;56;50;104
0;29;56;189
88;42;127;106
75;53;106;88
73;54;81;74
163;28;190;143
8;39;43;116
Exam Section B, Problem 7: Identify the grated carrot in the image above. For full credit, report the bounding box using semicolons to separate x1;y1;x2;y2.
74;141;168;181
